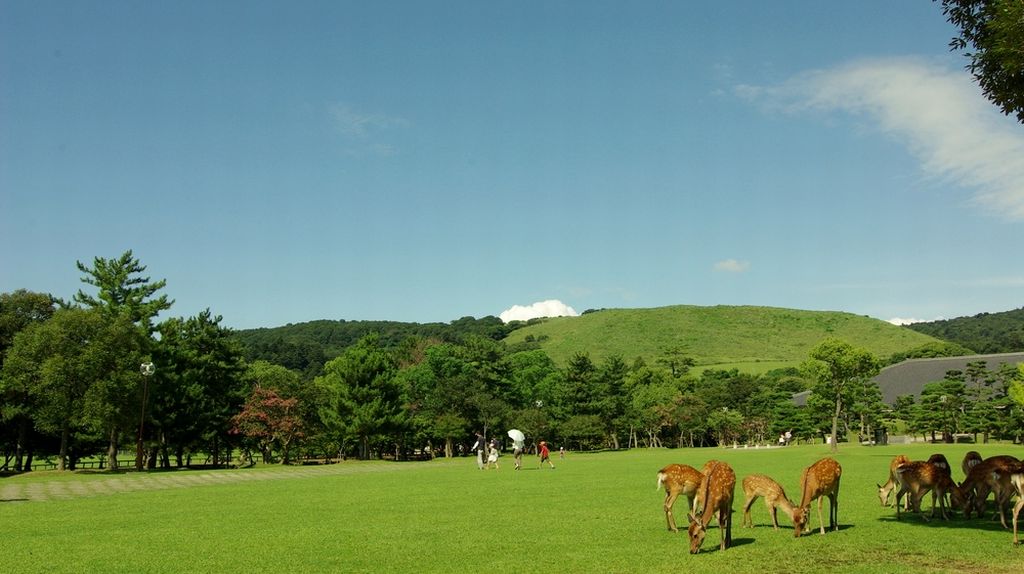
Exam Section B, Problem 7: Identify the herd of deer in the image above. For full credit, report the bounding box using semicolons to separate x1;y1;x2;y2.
876;451;1023;545
656;457;842;553
657;452;1024;554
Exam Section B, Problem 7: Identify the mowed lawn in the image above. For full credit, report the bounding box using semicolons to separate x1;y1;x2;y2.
2;443;1023;573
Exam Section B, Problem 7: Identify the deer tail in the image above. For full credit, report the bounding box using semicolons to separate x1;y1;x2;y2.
657;472;666;490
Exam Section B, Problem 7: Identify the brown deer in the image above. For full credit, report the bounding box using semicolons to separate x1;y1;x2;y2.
877;454;910;508
687;460;735;553
656;464;704;532
893;460;965;521
741;474;798;530
960;455;1020;528
961;451;982;477
792;457;842;537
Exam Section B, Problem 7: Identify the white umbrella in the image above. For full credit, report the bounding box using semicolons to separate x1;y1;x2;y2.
507;429;525;443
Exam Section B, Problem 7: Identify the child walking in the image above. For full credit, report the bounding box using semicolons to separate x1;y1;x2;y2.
538;441;555;469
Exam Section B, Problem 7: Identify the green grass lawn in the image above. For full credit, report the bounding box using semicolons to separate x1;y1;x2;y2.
1;443;1023;573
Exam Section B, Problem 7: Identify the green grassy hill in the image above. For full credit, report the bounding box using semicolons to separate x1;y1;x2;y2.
503;305;943;372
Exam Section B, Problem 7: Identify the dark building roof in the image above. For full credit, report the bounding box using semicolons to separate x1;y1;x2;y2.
790;352;1024;406
873;352;1024;404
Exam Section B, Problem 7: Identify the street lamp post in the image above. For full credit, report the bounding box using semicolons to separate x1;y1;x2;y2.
136;362;155;471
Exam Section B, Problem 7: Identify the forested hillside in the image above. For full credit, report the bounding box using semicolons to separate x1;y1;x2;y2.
231;315;520;377
906;307;1024;353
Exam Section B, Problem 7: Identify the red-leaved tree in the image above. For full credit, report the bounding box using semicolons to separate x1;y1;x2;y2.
231;386;303;464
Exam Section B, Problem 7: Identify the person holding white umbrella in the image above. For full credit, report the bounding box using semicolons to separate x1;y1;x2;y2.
507;429;526;470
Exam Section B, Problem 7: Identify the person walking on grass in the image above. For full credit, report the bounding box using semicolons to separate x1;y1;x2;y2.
486;438;500;470
513;436;525;470
538;441;555;469
472;432;485;470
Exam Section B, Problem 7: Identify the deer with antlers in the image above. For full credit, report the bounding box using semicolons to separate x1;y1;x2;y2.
687;460;735;554
877;454;910;508
656;463;704;532
961;455;1020;528
741;473;798;531
792;457;842;537
893;460;965;521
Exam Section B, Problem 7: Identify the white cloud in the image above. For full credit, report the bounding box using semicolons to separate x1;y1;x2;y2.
886;317;928;326
713;259;750;273
737;57;1024;220
329;103;408;137
499;299;579;323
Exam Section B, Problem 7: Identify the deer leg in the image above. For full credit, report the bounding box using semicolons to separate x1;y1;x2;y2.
741;495;756;528
895;486;905;520
1012;497;1022;546
721;507;732;550
816;497;826;535
665;491;679;532
830;493;838;531
769;503;779;531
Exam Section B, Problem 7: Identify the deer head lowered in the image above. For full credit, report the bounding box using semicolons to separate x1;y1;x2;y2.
894;460;965;521
687;460;735;554
961;455;1021;528
741;473;798;531
657;463;704;533
793;457;842;537
877;454;910;508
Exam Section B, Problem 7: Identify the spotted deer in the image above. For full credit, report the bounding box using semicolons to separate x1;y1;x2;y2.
894;460;965;521
877;454;910;508
960;455;1020;528
656;464;704;532
687;460;735;554
792;457;842;537
741;474;798;531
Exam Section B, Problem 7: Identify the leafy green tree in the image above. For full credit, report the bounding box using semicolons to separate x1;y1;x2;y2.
916;375;967;442
315;334;402;459
1;309;122;470
802;338;880;453
151;311;246;467
706;407;744;447
0;290;57;470
74;250;172;329
594;355;629;449
940;0;1024;123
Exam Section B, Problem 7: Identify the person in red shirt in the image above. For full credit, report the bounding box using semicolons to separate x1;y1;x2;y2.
538;441;555;469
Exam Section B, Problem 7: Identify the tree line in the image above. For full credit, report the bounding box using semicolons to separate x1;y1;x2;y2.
2;251;1023;471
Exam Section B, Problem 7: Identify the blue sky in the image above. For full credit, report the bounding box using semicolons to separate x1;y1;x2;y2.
2;1;1022;329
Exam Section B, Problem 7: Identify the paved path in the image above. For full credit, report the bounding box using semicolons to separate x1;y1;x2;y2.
0;462;414;504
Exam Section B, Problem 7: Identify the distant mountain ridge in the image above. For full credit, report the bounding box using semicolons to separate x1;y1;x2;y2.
905;307;1024;354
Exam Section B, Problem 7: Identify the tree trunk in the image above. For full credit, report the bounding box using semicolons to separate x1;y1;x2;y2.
107;427;119;471
445;437;453;458
15;416;30;472
58;425;70;471
830;395;841;454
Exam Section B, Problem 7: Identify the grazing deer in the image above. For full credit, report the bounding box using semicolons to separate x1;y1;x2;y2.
687;460;735;554
656;464;704;532
877;454;910;508
741;474;798;530
792;457;842;537
926;453;953;507
960;455;1020;528
894;461;965;521
961;451;982;478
